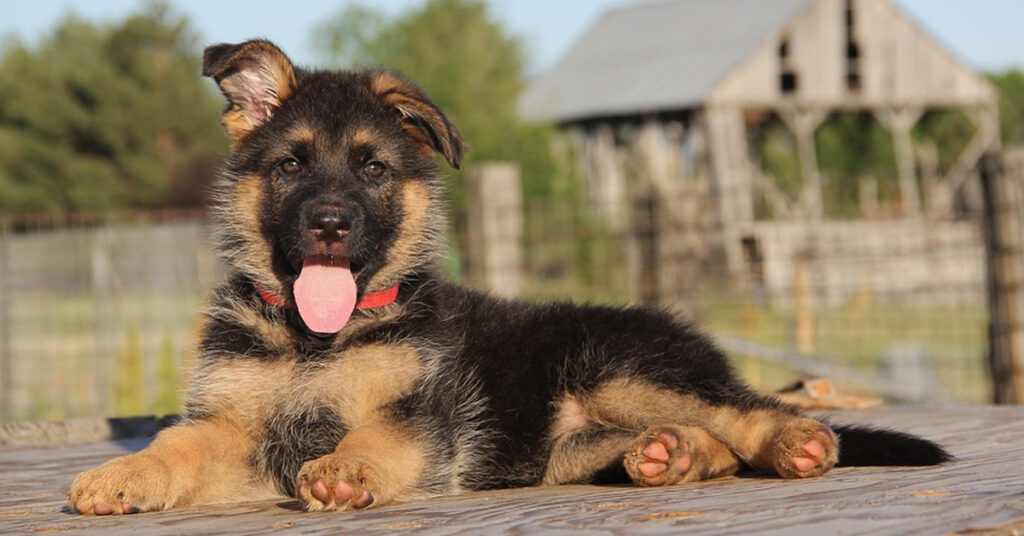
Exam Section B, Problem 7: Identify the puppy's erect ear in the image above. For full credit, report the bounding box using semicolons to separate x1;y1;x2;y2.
371;72;466;169
202;40;298;146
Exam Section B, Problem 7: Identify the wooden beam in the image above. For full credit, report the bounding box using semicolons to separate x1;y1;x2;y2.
780;107;827;220
632;119;708;321
704;107;754;224
752;170;794;218
876;107;924;218
703;107;755;277
929;105;1002;217
580;124;628;231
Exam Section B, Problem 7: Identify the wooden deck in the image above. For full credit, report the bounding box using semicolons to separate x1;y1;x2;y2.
2;407;1023;535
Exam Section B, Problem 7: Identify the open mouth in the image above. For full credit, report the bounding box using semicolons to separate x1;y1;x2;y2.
292;254;366;335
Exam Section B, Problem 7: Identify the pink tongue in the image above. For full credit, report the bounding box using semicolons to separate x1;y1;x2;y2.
293;259;358;334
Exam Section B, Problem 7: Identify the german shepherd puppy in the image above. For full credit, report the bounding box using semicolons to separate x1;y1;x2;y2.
69;40;949;515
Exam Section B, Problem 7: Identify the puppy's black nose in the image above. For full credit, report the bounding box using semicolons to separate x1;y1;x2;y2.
310;206;352;239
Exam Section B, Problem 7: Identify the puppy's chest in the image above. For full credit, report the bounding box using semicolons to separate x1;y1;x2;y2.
198;341;425;431
284;342;425;426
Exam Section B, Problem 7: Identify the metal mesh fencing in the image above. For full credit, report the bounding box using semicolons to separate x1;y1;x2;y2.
0;191;993;422
0;212;217;421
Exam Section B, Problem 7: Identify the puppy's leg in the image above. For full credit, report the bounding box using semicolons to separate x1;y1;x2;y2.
295;423;425;511
542;426;637;485
623;424;741;486
586;379;838;479
741;414;838;478
69;418;264;515
543;424;740;486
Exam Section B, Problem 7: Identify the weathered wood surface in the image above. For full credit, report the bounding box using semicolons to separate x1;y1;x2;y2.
2;407;1023;535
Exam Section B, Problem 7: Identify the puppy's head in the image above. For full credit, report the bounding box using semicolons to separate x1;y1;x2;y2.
202;40;464;335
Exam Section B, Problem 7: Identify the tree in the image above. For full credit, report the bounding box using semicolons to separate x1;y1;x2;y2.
990;70;1024;146
0;3;225;213
816;113;898;216
313;0;558;204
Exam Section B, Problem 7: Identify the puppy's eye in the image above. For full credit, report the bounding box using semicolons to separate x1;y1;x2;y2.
364;161;387;178
277;158;302;175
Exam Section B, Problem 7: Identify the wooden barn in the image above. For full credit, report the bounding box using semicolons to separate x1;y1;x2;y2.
519;0;1000;307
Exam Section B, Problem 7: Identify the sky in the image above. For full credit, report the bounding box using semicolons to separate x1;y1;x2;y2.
1;0;1023;74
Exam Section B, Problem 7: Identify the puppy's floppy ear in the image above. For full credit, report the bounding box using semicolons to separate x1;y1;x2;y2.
202;40;298;146
371;71;466;169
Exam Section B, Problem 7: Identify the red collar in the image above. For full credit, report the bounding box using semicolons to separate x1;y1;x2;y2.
254;281;400;311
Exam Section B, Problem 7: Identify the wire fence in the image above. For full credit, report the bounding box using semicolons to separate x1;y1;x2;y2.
0;184;994;422
457;181;991;406
0;211;217;422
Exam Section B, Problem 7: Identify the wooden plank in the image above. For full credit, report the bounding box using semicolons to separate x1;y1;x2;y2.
1;407;1022;535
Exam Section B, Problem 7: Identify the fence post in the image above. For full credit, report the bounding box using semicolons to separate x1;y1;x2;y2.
629;182;707;321
628;186;658;306
465;163;523;298
0;219;11;420
980;150;1024;404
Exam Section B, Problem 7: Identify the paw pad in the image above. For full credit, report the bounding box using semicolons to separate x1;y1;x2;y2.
296;456;377;512
772;423;838;478
624;427;694;486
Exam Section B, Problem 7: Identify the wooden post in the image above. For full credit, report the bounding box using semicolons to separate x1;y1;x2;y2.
579;124;628;231
704;107;754;278
793;252;815;355
633;119;707;321
876;107;924;218
918;142;940;212
465;163;523;298
780;108;827;220
981;150;1024;404
0;219;11;420
859;174;879;218
627;182;707;321
656;181;707;322
629;187;658;306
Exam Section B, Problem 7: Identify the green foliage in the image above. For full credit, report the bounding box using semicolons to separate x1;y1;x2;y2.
815;113;897;216
747;116;802;196
747;115;801;219
990;70;1024;145
759;125;802;199
913;109;974;173
313;0;558;204
0;2;225;213
747;113;899;218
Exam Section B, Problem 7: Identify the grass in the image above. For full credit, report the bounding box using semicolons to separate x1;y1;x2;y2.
704;298;989;402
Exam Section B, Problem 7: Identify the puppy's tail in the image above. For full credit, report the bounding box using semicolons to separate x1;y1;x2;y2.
832;424;953;467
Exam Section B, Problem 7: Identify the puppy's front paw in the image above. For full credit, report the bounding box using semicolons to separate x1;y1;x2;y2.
296;453;380;512
68;454;173;515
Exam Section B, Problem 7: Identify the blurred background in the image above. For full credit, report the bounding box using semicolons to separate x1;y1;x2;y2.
1;0;1023;422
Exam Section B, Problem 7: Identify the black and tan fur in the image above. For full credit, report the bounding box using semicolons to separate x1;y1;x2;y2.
68;40;950;515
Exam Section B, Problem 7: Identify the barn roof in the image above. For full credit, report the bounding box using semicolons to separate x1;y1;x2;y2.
518;0;814;122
